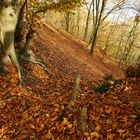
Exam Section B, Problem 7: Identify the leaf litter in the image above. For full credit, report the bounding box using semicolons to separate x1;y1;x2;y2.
0;22;140;139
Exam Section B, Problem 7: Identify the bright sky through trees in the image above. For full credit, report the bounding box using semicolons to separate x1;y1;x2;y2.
106;0;140;22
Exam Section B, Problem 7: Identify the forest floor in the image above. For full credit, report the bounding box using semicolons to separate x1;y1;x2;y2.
0;20;140;140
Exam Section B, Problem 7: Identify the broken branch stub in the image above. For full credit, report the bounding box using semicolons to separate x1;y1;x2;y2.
79;107;87;132
71;74;81;100
67;74;81;110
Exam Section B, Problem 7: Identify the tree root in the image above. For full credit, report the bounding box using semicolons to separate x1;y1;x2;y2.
20;49;52;75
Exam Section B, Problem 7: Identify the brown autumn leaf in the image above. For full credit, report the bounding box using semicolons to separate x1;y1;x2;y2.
107;133;115;140
30;124;35;129
104;106;112;114
62;117;69;126
90;132;100;139
45;130;52;139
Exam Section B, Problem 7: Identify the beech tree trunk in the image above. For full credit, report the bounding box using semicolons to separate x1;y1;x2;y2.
0;0;22;86
15;0;27;42
90;0;107;55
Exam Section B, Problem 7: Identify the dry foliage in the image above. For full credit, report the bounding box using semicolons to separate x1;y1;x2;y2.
125;65;140;78
0;21;140;140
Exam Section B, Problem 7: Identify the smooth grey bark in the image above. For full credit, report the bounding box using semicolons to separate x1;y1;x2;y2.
0;0;22;86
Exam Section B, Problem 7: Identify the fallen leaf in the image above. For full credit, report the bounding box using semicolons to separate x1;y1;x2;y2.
90;132;99;138
46;130;52;139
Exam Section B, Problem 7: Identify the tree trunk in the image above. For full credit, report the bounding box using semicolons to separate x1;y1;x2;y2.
119;22;138;66
0;0;22;86
15;0;27;42
76;9;80;37
83;1;93;41
90;0;107;55
65;11;70;32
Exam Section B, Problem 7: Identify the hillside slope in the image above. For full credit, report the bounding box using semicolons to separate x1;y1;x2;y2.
2;20;138;139
32;20;125;83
